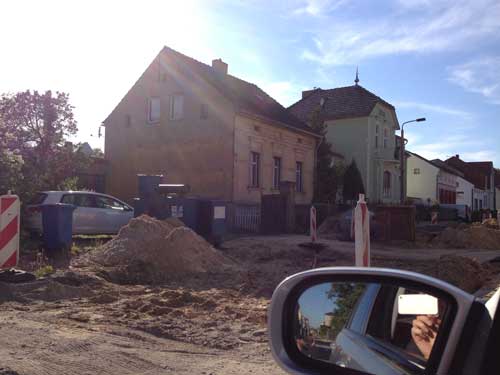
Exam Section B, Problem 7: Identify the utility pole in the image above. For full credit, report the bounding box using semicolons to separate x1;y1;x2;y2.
400;118;426;204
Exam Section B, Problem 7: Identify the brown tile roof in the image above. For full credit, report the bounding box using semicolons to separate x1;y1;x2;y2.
288;85;396;123
445;156;494;189
161;46;317;136
430;159;464;177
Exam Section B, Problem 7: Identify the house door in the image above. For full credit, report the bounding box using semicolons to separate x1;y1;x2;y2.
261;194;287;234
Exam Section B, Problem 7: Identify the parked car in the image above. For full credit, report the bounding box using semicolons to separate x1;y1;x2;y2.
24;191;134;235
269;267;500;375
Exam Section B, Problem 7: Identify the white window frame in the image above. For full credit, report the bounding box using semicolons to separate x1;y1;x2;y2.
413;168;420;175
296;161;303;193
250;152;260;188
148;97;160;123
383;127;389;149
273;157;281;190
169;94;184;121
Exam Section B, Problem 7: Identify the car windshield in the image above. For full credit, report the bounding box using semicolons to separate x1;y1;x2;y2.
1;1;499;374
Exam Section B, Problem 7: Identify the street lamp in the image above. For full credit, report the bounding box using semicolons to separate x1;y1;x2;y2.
400;117;426;204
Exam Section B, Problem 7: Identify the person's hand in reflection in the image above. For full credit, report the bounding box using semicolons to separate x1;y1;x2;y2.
411;315;441;359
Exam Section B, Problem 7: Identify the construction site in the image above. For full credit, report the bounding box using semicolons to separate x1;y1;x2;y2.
1;209;500;374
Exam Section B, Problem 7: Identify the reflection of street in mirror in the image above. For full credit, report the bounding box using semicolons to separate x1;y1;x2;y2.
294;282;448;375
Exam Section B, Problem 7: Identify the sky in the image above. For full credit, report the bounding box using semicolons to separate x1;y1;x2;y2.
1;0;499;165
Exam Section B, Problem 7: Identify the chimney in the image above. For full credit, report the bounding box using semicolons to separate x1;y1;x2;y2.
455;154;459;159
302;88;321;99
212;58;228;76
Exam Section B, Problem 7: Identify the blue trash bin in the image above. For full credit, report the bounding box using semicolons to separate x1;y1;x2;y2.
137;174;163;198
42;203;76;254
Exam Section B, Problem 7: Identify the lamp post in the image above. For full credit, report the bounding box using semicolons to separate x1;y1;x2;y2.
400;118;426;204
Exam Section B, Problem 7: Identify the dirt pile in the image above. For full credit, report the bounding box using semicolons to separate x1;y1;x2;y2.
435;255;488;293
432;222;500;250
81;215;232;284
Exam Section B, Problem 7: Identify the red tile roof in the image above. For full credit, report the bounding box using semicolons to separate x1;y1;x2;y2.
445;156;494;189
288;85;395;123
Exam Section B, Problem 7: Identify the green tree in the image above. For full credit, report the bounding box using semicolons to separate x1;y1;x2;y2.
327;282;366;337
0;90;89;200
342;159;365;203
310;107;339;202
0;118;24;194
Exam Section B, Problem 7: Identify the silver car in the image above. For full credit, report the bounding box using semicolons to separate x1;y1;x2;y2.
25;191;134;235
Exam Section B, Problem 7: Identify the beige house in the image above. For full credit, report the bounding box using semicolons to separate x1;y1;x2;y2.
103;46;319;204
289;82;402;203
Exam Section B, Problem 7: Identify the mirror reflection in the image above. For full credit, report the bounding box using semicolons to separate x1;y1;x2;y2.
294;282;448;375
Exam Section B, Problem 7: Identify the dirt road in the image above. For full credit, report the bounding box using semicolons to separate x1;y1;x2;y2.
2;233;499;374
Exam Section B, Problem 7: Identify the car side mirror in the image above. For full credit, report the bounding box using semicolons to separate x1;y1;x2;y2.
268;267;479;375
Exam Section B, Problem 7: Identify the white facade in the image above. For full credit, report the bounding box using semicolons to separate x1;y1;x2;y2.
496;187;500;210
406;154;439;204
473;188;488;211
456;176;473;207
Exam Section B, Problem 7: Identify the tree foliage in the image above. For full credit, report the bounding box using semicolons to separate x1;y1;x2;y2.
342;159;365;203
310;107;342;202
0;90;95;200
326;282;366;337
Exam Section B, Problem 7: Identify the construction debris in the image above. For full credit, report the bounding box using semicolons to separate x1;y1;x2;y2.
436;255;488;293
78;215;232;284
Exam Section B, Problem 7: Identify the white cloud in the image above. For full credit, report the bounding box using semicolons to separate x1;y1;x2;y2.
293;0;349;16
394;101;472;118
301;0;500;66
406;131;499;164
252;79;306;106
447;57;500;105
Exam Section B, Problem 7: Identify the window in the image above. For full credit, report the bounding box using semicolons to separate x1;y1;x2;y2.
413;168;420;175
170;94;184;120
383;171;391;197
148;97;160;123
200;103;208;119
95;196;127;210
61;194;97;208
296;161;303;192
383;128;389;149
250;152;260;187
29;193;48;205
375;125;379;148
273;157;281;190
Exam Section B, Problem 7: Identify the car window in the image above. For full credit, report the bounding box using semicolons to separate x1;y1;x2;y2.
95;196;126;210
61;194;97;208
28;193;47;205
348;283;380;333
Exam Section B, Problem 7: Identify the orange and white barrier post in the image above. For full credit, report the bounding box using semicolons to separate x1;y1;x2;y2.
0;193;20;269
310;206;317;243
354;194;370;267
431;211;438;224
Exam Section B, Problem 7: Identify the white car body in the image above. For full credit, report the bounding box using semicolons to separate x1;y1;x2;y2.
24;191;134;235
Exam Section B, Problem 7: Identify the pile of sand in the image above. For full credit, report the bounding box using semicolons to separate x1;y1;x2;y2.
85;215;231;284
435;255;488;293
432;222;500;250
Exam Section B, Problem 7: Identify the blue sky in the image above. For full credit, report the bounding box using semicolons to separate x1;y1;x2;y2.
1;0;499;164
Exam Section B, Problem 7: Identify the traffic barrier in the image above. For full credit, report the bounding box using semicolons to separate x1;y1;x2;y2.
0;194;20;269
354;194;370;267
310;206;317;243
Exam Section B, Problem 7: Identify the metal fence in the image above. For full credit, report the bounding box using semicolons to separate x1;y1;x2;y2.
228;203;261;233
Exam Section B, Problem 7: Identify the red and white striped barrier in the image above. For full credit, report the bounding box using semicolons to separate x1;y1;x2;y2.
310;206;317;243
0;194;20;269
354;194;370;267
431;211;438;225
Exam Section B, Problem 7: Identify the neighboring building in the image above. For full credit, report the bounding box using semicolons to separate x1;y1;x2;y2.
289;81;402;203
445;155;496;210
406;153;466;206
103;46;319;204
496;169;500;211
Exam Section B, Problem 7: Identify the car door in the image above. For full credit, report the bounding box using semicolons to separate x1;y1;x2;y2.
332;285;430;375
93;195;132;233
61;193;102;234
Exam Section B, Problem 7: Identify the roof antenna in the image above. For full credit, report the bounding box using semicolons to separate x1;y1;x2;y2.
354;66;359;86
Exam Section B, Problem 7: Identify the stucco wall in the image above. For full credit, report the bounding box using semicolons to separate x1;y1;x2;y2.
406;155;439;203
104;54;235;203
496;188;500;210
324;117;369;198
456;176;473;207
233;115;316;204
